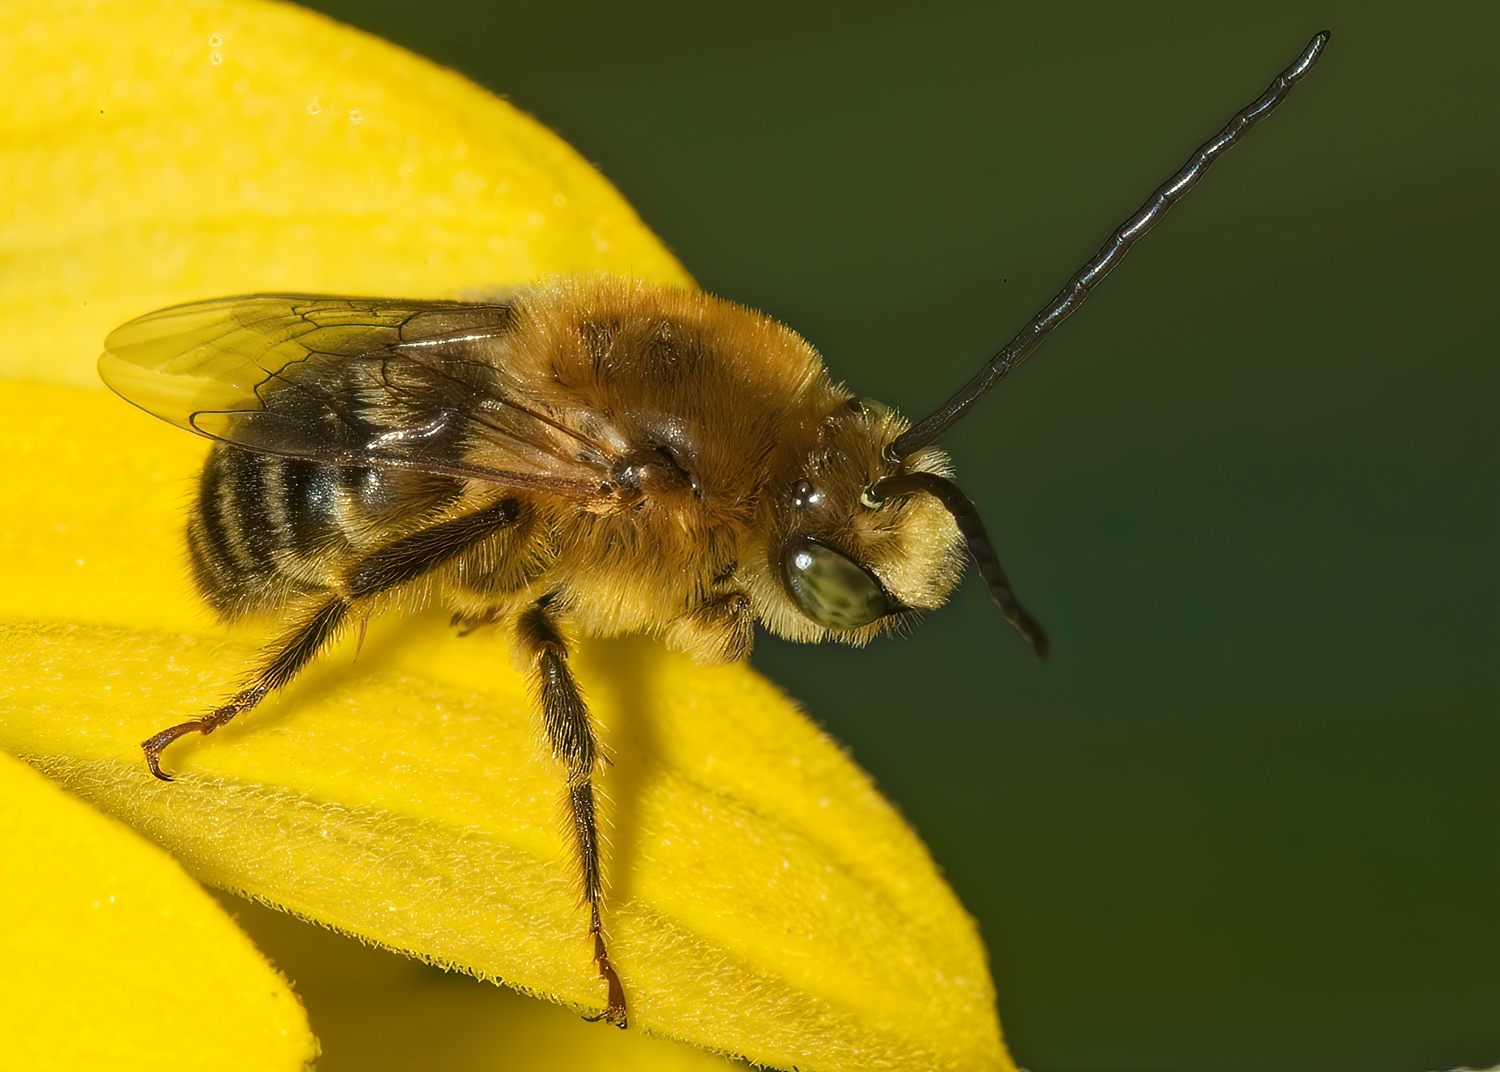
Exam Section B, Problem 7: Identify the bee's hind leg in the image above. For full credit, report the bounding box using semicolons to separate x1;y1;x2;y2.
143;597;349;780
145;497;520;780
514;597;628;1028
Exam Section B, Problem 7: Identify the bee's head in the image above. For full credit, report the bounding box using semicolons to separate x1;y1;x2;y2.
744;397;966;646
744;394;1049;657
731;29;1333;658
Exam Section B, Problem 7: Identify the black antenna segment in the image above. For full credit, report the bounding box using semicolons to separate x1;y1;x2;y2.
888;31;1329;461
866;471;1049;657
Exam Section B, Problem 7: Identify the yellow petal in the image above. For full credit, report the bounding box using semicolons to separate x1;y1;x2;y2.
0;1;1010;1068
0;748;316;1070
0;0;691;388
224;893;756;1071
0;377;1010;1071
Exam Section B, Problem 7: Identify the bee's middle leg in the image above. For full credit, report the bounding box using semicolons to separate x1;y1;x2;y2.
515;598;628;1028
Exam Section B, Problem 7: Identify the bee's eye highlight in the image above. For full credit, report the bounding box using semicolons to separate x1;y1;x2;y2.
782;536;900;630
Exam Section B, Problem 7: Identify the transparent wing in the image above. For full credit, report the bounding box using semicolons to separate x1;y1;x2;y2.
100;295;616;499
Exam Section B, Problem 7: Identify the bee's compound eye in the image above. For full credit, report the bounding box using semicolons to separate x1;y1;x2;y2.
782;536;900;630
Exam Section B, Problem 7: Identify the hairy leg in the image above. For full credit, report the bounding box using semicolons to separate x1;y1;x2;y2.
515;598;627;1028
144;497;519;779
143;597;347;779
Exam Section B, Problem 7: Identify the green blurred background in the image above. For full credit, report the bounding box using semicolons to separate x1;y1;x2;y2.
286;2;1497;1069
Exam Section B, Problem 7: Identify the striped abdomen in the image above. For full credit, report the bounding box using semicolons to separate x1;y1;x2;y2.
186;444;461;618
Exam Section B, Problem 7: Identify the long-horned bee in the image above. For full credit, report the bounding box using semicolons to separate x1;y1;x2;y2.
97;35;1325;1027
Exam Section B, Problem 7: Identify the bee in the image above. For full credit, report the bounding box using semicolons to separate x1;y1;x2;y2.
97;34;1325;1028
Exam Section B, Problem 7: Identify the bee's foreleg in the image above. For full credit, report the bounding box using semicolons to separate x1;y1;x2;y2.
451;606;503;636
144;497;520;780
515;598;628;1029
665;592;754;665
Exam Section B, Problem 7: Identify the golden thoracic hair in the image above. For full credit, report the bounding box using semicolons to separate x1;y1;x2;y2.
439;275;971;656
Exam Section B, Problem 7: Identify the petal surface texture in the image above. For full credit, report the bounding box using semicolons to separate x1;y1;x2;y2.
0;749;318;1071
226;894;791;1072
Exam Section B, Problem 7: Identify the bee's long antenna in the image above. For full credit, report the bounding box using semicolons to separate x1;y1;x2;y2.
888;31;1329;461
867;471;1049;659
